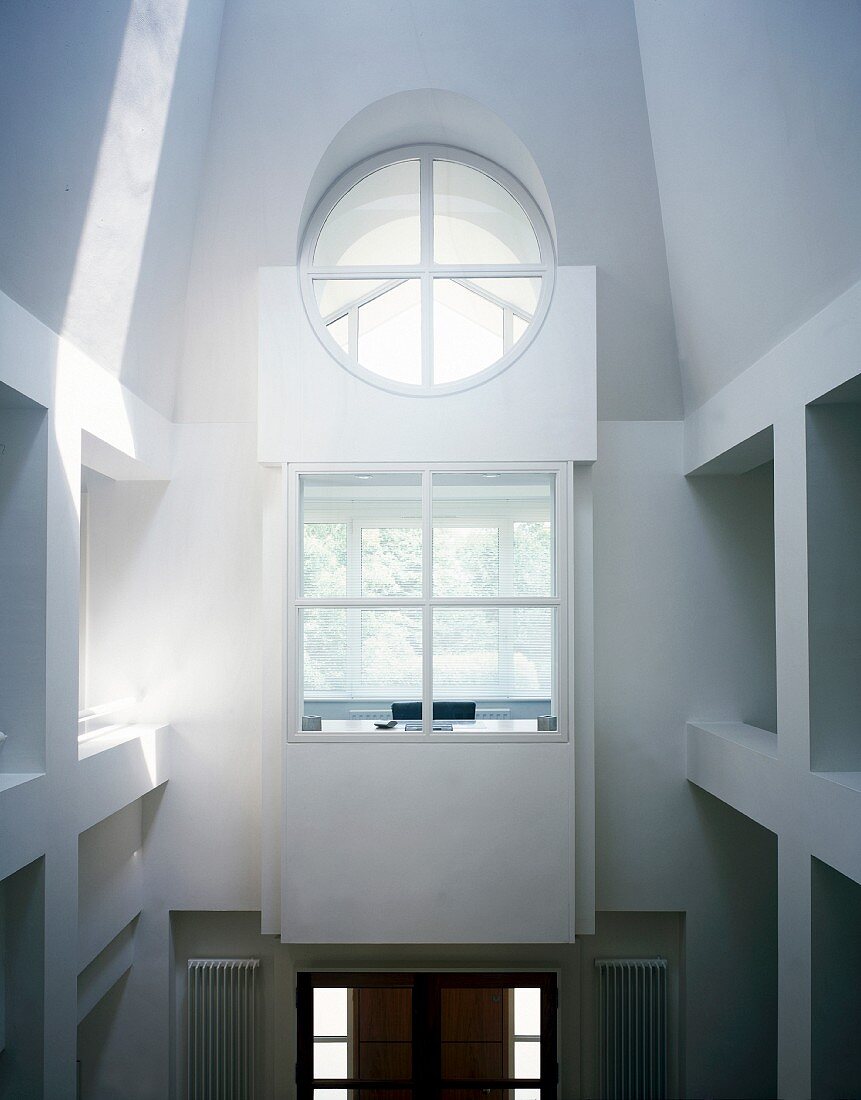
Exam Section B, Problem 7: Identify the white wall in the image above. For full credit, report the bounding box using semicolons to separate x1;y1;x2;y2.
634;0;861;411
0;0;225;417
178;0;681;423
75;422;264;1097
594;421;779;1097
806;398;861;770
0;399;48;774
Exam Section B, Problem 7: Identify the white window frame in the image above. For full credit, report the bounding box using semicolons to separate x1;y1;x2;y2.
286;462;569;744
299;144;556;397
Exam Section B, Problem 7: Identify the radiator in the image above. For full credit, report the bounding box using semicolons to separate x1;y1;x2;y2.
188;959;258;1100
595;957;667;1100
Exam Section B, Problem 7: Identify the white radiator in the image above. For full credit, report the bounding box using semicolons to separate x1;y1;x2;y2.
596;958;667;1100
188;959;258;1100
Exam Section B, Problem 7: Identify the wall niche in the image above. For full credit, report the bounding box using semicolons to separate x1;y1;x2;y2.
807;378;861;772
0;382;47;780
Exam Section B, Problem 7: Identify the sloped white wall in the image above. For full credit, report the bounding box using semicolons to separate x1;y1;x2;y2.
177;0;682;423
0;0;225;417
634;0;861;411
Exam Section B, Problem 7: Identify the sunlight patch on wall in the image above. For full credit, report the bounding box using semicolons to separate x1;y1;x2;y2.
61;0;190;375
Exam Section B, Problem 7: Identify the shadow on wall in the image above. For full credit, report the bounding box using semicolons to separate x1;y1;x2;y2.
689;788;778;1100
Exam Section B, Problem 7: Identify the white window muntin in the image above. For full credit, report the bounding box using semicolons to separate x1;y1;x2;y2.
299;145;556;396
286;462;568;742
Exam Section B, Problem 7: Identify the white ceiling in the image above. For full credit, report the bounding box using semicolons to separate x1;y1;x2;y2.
0;0;857;421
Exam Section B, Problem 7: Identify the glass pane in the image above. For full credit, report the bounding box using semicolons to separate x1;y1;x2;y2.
301;473;422;598
513;988;541;1036
433;473;554;597
313;987;414;1087
467;277;541;315
315;987;348;1037
362;526;421;597
513;522;552;597
433;607;554;707
433;278;541;384
357;280;421;385
303;523;347;598
433;279;503;384
314;1040;348;1078
362;609;422;696
433;526;499;597
433;608;499;699
514;1040;541;1079
434;160;540;265
512;314;529;344
315;279;390;319
303;608;348;696
314;160;420;266
302;609;422;723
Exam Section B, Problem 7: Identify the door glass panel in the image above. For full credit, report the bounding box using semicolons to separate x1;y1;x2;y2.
314;1041;348;1079
315;987;348;1036
513;1040;541;1078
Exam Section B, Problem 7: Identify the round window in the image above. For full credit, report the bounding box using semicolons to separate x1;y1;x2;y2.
301;146;554;395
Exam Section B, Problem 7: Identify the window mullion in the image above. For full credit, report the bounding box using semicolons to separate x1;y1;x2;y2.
498;519;515;697
420;154;434;388
503;307;513;355
347;520;363;697
421;469;433;737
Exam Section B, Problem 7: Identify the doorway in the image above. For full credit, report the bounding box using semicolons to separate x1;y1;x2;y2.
296;971;558;1098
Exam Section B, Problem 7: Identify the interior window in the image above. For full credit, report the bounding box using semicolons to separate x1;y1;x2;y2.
295;467;562;738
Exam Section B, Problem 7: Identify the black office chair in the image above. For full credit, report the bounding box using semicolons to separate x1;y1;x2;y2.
391;701;477;721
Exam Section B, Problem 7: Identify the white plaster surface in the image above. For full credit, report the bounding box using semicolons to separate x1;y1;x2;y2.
283;744;571;943
259;265;597;465
635;0;861;412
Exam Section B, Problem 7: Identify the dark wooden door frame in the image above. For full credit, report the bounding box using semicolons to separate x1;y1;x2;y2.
296;970;559;1099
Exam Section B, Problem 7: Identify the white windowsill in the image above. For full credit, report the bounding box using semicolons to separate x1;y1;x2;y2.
290;719;567;744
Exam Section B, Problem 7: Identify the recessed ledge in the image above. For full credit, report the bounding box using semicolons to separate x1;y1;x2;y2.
76;723;170;834
812;771;861;795
0;771;45;794
687;721;778;758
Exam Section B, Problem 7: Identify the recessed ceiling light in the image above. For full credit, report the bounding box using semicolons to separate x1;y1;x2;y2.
482;473;501;478
355;474;372;480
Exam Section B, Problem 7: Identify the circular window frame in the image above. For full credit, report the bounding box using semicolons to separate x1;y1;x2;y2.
299;144;556;397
